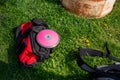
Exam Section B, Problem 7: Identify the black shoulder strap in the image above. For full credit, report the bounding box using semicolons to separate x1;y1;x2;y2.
105;42;120;62
16;26;31;54
77;43;120;73
77;48;103;73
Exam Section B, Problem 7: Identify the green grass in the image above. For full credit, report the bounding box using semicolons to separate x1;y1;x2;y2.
0;0;120;80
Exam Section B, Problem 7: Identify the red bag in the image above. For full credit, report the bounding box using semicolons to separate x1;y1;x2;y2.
16;18;52;67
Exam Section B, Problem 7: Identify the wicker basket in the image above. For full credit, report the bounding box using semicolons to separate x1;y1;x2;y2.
61;0;116;18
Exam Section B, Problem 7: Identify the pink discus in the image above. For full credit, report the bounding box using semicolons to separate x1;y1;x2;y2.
36;29;60;48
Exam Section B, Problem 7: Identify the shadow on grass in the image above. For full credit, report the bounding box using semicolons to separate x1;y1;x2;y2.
0;0;7;6
64;50;88;80
0;61;8;79
44;0;61;5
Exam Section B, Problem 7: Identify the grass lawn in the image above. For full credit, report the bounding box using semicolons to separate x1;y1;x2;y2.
0;0;120;80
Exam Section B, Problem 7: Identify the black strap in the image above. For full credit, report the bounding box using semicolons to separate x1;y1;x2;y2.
31;18;49;28
77;48;103;73
16;25;31;50
16;42;27;54
105;42;120;62
96;64;120;73
77;43;120;73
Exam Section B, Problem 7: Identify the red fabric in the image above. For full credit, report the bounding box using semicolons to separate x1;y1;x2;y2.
21;22;32;34
19;22;39;65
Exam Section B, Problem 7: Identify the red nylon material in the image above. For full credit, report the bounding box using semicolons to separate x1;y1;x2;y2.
19;22;39;65
21;22;32;34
